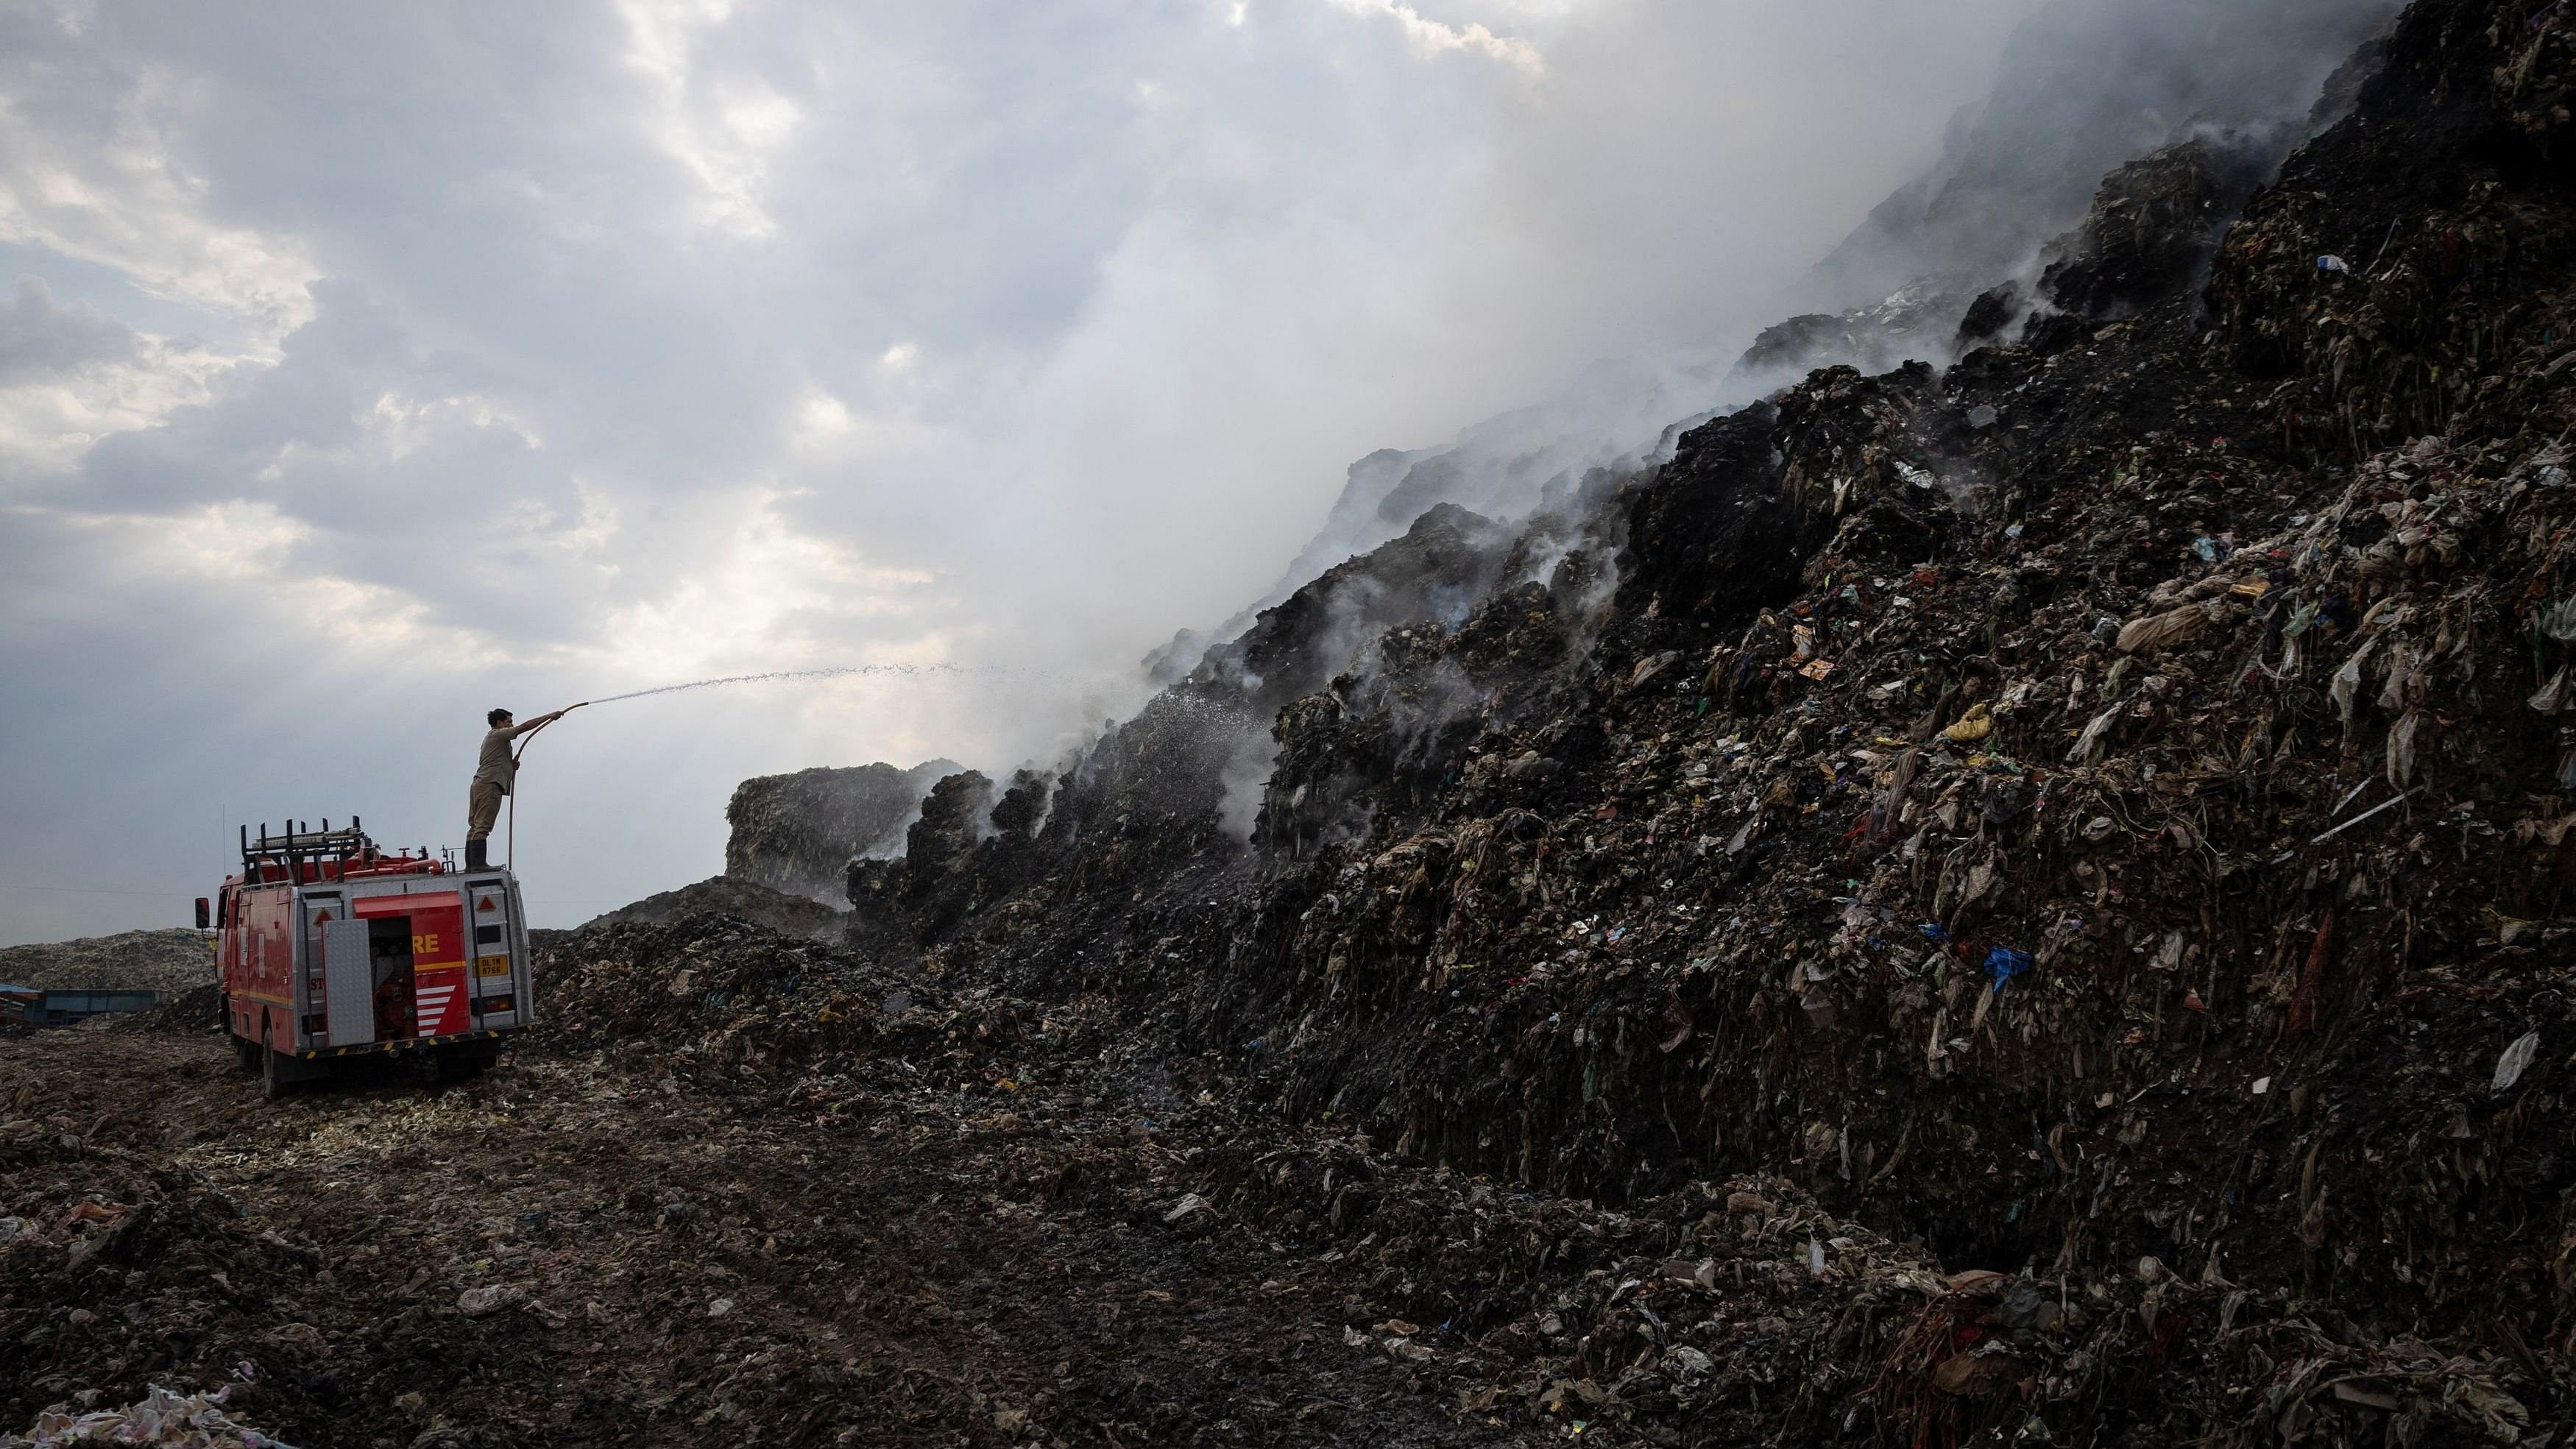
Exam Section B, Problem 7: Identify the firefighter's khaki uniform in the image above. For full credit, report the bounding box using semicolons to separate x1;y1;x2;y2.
467;720;541;844
467;780;503;842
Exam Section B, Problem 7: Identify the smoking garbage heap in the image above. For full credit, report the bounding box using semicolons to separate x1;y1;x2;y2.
570;873;849;941
834;0;2576;1439
7;1;2576;1445
723;761;959;906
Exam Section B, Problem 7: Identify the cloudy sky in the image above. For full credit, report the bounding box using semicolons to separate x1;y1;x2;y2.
0;0;2052;941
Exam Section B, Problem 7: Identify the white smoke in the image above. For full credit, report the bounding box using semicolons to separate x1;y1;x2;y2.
0;0;2410;938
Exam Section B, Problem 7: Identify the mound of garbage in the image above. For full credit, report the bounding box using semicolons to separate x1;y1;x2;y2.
1188;1140;2538;1446
2;1386;289;1448
0;931;208;999
723;760;955;903
573;874;846;940
531;912;1023;1078
108;982;219;1036
752;0;2576;1439
0;1147;344;1441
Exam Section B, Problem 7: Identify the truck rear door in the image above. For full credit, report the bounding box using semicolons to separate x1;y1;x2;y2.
320;918;375;1047
299;890;347;1049
351;892;468;1038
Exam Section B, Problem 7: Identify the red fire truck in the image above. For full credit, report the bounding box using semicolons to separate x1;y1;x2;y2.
205;820;533;1097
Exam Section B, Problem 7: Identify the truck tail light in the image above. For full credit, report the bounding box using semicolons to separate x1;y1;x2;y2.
475;994;516;1016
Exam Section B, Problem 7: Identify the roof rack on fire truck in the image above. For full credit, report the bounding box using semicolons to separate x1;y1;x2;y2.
238;818;440;885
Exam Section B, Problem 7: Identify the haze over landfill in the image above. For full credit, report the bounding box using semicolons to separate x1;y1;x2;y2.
2;0;2067;942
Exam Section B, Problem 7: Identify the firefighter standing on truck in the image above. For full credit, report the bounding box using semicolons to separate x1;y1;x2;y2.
467;704;582;871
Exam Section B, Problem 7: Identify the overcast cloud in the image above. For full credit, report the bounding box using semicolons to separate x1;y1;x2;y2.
0;0;2063;940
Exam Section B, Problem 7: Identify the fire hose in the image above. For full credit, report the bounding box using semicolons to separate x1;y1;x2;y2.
501;702;585;870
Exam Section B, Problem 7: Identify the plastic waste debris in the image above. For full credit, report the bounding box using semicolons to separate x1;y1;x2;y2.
3;1385;293;1448
2531;666;2575;714
2115;604;2211;654
1942;704;1993;745
2385;708;2424;787
457;1283;526;1317
2494;1030;2541;1094
1984;947;2033;992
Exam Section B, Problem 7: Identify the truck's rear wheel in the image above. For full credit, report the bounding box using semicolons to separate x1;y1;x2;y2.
261;1036;288;1101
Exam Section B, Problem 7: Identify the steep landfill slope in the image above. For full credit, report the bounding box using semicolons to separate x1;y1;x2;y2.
832;0;2576;1439
1805;0;2406;311
1257;0;2413;578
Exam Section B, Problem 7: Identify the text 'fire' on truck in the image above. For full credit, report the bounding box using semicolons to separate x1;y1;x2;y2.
205;820;532;1097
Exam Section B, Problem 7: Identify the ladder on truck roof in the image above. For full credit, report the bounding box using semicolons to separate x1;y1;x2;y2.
241;819;368;882
238;818;439;884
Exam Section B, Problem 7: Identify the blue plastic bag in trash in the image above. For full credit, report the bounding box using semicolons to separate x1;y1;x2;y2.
1919;923;1950;944
1985;946;2034;992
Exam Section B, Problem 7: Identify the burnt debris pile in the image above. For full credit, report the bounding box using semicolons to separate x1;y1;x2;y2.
571;874;849;941
774;0;2576;1436
533;912;1000;1079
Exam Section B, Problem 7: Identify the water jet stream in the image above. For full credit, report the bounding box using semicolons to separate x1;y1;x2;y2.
587;664;997;705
